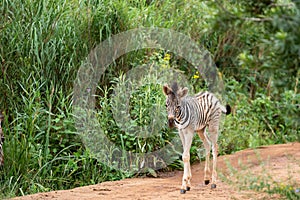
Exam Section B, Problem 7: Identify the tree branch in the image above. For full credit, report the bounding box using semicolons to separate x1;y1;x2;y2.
243;17;272;22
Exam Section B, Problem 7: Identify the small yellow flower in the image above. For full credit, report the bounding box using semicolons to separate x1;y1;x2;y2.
193;74;200;79
163;53;171;61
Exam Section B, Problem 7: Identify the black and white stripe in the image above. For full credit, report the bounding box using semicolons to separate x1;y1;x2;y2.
167;89;227;131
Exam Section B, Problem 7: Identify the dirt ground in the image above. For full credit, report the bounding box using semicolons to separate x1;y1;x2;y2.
12;142;300;200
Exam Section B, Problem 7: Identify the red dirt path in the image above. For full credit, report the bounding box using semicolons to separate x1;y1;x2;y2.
12;142;300;200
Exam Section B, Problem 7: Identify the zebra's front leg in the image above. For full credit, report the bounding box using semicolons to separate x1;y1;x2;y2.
180;131;193;194
187;162;192;191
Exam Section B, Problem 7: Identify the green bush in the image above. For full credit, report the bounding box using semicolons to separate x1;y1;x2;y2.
219;79;299;155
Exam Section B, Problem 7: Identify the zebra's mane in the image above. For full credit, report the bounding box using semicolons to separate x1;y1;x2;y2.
171;82;179;94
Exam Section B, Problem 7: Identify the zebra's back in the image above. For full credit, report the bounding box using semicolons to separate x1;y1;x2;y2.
181;91;225;131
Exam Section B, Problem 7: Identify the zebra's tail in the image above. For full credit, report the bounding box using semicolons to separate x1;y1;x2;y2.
221;104;231;115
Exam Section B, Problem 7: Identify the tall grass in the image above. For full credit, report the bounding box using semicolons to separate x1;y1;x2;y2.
0;0;123;197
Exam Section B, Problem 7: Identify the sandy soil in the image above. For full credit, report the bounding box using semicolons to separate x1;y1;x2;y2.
12;142;300;200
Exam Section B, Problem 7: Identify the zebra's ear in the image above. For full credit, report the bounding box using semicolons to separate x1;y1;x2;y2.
162;84;172;96
178;87;188;98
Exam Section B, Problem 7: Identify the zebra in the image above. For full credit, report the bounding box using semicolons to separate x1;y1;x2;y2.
162;82;230;194
0;111;4;166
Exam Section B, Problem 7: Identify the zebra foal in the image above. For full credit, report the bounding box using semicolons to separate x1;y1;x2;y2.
163;82;229;194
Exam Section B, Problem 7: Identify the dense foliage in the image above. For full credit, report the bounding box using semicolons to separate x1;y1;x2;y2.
0;0;299;198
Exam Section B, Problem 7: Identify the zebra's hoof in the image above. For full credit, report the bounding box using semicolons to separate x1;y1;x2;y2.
211;184;217;189
204;180;210;185
186;186;191;191
180;189;186;194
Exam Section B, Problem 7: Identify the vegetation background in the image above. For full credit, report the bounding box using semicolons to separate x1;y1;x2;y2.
0;0;299;198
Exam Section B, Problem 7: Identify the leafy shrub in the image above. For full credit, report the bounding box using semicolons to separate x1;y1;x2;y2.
219;79;299;155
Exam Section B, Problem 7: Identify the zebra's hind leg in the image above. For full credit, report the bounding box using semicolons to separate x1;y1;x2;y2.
209;126;219;189
186;164;192;191
197;129;211;185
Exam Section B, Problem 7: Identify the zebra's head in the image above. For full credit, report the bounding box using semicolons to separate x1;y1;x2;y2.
162;82;188;128
0;111;4;166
